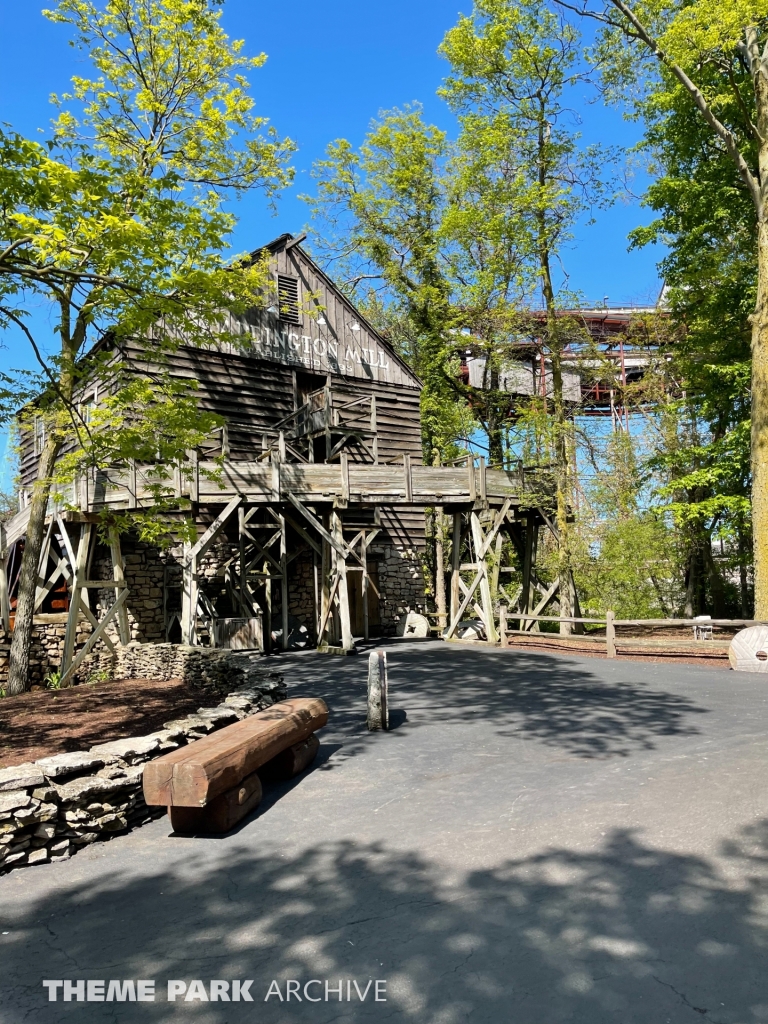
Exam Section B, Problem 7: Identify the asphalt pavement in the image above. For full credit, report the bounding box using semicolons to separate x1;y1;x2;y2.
1;639;767;1023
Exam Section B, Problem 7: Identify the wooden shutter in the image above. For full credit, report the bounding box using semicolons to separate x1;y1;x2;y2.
277;275;301;325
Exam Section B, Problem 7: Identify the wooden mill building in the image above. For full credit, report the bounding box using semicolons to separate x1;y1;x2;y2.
4;233;552;684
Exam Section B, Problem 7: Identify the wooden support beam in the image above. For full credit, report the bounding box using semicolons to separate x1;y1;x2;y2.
0;524;10;633
108;527;131;645
450;513;462;629
60;524;92;678
445;565;486;639
317;570;340;646
285;492;363;567
521;577;560;629
185;496;242;565
340;453;350;503
404;453;413;502
127;460;137;509
60;588;129;687
470;511;498;643
279;513;289;651
180;542;199;646
332;510;354;651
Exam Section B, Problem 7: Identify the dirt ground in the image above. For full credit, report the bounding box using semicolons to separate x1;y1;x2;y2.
0;678;221;768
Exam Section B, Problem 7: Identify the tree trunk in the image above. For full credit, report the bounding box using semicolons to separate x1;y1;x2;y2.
752;219;768;618
7;436;61;694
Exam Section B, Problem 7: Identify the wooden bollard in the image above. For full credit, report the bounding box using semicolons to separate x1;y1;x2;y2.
367;649;389;731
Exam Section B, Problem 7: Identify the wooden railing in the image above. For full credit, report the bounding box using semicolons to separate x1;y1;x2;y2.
495;609;758;658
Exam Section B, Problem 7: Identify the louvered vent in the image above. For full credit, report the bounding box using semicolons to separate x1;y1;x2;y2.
277;274;301;325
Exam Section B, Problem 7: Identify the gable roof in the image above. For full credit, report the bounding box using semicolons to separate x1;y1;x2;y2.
253;233;422;388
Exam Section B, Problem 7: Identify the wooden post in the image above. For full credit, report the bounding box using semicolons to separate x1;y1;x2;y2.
0;524;10;633
332;510;354;651
521;514;536;630
320;517;331;645
108;527;131;645
434;505;447;632
371;395;378;464
403;453;413;502
180;543;198;646
238;507;248;617
313;547;320;639
606;610;616;659
367;649;388;731
450;513;462;630
280;513;289;651
500;605;508;648
324;384;332;461
362;531;370;642
61;524;92;677
470;510;498;643
264;553;272;654
490;530;503;599
127;460;137;509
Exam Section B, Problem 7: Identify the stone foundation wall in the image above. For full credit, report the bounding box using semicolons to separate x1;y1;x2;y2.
376;544;428;636
0;666;286;874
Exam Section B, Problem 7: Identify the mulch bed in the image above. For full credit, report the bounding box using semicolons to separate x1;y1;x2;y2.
0;678;222;769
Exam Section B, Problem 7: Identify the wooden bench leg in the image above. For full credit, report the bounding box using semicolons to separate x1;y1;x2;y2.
259;733;320;782
168;770;263;834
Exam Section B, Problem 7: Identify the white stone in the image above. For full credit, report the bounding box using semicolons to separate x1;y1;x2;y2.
54;774;137;804
88;735;160;764
36;752;105;779
0;790;32;813
0;763;45;792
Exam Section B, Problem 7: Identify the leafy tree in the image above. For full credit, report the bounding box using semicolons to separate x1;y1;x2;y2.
439;0;611;632
556;0;768;616
0;0;294;694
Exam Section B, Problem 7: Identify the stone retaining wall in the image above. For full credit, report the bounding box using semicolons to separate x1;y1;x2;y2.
0;667;286;874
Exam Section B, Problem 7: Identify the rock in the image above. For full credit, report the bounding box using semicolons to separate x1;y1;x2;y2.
0;763;45;792
89;735;160;764
54;774;138;804
49;839;70;853
33;823;56;840
194;709;240;729
13;805;42;823
0;790;32;814
72;832;99;845
36;752;105;779
31;786;59;803
97;813;128;832
2;851;27;867
27;847;48;865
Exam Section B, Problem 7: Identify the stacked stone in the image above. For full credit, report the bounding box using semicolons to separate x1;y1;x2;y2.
378;544;428;635
0;671;285;874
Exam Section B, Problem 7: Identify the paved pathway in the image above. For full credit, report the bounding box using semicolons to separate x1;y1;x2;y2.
1;640;767;1023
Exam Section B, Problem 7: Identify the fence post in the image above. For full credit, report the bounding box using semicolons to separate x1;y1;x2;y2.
606;610;616;659
500;605;508;648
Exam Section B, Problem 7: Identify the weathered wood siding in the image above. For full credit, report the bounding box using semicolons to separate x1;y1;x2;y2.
16;237;427;553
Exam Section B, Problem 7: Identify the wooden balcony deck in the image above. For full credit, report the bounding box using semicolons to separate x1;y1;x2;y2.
52;458;548;515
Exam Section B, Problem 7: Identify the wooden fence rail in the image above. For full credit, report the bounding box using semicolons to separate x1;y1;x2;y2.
496;609;761;659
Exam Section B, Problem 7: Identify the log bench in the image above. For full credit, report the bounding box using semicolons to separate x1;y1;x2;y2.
142;697;328;833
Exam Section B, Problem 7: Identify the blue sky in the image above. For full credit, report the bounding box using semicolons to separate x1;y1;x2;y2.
0;0;662;482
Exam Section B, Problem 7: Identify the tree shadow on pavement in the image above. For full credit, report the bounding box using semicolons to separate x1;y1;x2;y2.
2;822;767;1023
280;642;710;760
